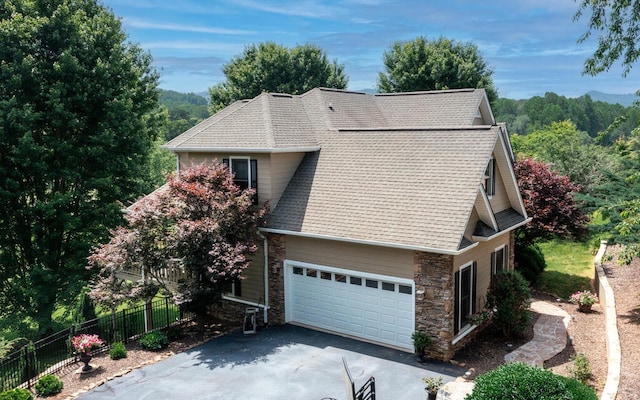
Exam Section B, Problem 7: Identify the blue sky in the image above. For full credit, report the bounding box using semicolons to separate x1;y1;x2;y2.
102;0;640;99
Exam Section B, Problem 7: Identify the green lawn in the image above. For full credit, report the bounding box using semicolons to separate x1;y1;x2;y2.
535;240;596;299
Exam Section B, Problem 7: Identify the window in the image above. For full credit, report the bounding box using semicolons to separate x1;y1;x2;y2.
484;158;496;196
491;245;508;275
454;262;477;335
225;279;242;297
223;157;258;203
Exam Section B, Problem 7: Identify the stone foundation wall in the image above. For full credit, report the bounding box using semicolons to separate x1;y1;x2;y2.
267;233;286;325
210;300;267;328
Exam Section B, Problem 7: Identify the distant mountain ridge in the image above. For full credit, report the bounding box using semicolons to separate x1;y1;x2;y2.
586;90;638;107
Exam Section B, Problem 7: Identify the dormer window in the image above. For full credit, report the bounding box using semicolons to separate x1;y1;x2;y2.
223;157;258;203
484;158;495;197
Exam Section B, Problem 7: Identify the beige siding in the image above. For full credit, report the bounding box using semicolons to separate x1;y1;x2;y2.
454;234;511;311
176;152;273;205
268;152;305;209
489;163;510;212
229;245;266;304
286;236;414;279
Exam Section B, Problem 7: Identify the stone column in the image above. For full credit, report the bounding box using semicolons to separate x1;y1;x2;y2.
267;233;286;324
414;251;455;360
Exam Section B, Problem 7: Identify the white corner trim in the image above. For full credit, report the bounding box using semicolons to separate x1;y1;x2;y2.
451;324;478;345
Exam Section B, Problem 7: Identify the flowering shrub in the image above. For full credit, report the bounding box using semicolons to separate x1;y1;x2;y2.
71;334;104;354
569;290;598;306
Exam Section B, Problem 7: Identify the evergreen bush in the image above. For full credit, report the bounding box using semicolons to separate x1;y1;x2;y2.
35;375;63;397
109;342;127;360
466;362;596;400
140;331;169;350
515;243;546;284
0;388;33;400
485;270;532;338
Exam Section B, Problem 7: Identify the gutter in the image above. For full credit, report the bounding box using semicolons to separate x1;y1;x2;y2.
258;227;476;256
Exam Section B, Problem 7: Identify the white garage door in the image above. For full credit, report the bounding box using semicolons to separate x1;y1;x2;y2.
284;261;415;351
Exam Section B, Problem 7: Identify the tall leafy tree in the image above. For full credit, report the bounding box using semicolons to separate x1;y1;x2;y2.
377;36;498;103
209;42;348;113
88;163;266;323
575;0;640;76
0;0;160;335
575;0;640;262
510;120;619;196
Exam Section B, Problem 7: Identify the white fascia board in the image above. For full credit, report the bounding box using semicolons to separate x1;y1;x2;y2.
258;227;475;256
161;146;321;153
495;130;528;219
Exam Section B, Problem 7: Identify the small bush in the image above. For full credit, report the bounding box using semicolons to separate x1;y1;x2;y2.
109;342;127;360
467;363;570;400
570;353;592;383
35;375;63;397
0;388;33;400
515;243;546;284
140;331;169;351
485;270;532;338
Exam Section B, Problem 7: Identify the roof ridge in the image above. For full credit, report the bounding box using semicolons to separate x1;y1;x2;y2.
375;88;477;97
261;94;276;148
336;125;496;132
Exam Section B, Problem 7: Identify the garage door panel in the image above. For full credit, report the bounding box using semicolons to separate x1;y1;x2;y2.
286;262;414;350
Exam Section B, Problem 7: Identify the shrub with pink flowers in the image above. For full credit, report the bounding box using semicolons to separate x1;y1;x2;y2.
71;334;104;354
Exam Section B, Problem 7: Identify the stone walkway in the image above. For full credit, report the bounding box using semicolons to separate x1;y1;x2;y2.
504;300;571;366
438;300;571;399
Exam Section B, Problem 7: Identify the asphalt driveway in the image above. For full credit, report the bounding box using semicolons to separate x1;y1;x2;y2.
78;325;464;400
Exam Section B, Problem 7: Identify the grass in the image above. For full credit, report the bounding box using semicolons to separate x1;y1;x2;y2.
536;239;597;299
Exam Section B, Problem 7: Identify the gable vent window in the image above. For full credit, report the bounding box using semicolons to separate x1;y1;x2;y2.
223;157;258;204
484;158;496;197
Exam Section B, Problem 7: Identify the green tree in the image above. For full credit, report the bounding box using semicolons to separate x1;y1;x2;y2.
0;0;160;336
575;0;640;76
511;120;618;195
377;36;497;103
209;42;348;113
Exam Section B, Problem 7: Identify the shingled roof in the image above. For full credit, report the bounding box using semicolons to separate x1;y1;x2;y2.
164;87;493;152
165;87;525;254
262;126;501;253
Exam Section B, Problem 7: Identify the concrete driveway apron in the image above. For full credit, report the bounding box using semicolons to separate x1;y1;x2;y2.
78;325;463;400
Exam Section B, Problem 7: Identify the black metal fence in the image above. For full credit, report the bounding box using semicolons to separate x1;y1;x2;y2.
0;297;193;392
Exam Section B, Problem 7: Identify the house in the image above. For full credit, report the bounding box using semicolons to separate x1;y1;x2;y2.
163;87;529;360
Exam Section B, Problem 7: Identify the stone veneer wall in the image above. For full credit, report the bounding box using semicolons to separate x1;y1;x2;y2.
414;251;455;360
211;300;266;327
267;233;286;325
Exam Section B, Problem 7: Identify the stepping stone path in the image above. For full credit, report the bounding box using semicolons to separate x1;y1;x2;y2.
438;300;571;399
504;300;571;367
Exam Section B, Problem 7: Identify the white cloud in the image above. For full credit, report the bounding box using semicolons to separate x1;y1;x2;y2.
122;18;255;35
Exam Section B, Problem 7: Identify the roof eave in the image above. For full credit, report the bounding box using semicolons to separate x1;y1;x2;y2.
258;227;474;256
161;146;321;154
470;217;531;242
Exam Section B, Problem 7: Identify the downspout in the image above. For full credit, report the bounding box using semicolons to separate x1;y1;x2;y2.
258;231;269;324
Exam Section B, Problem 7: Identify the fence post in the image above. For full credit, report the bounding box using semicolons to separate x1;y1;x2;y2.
165;297;170;328
122;309;127;342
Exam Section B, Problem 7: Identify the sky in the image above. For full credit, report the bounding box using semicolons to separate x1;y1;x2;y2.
101;0;640;100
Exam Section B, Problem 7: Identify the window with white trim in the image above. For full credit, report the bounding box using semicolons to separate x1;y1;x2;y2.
483;158;496;196
223;157;258;204
491;245;508;275
454;262;477;335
